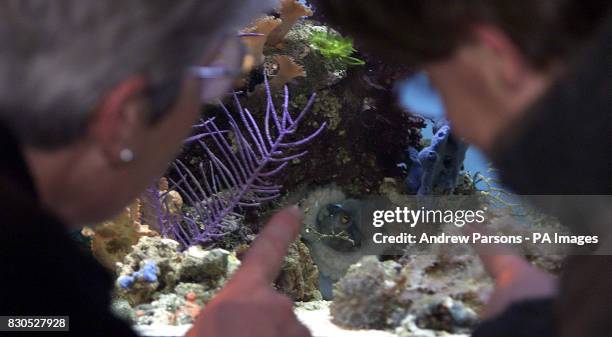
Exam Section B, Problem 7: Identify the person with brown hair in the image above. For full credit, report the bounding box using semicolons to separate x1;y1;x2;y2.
312;1;612;336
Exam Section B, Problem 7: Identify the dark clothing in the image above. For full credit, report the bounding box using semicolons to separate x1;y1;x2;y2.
555;256;612;337
0;124;136;336
473;299;557;337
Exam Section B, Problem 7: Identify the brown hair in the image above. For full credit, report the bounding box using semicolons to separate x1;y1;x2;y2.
312;0;611;68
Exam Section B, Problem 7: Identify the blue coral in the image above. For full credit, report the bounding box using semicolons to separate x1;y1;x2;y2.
117;275;135;289
118;260;158;289
137;260;158;283
402;147;423;191
401;122;468;196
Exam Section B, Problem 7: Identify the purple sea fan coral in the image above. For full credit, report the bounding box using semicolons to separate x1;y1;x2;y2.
163;75;326;247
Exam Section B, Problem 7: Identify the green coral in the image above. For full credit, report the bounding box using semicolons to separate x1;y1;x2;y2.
309;30;365;66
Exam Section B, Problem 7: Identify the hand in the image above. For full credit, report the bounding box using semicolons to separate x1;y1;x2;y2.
187;206;311;337
466;226;558;319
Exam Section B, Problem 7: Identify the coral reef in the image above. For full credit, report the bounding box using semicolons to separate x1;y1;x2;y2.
330;257;403;329
132;290;203;326
410;297;478;333
400;122;468;196
117;260;158;289
309;30;365;66
267;0;313;47
291;89;342;130
256;19;417;194
241;0;313;66
82;177;185;270
269;55;306;90
241;17;282;67
111;299;137;324
113;235;325;325
164;75;325;247
115;237;182;304
142;178;183;237
180;291;202;322
181;3;422;203
114;236;240;306
268;21;349;92
134;294;188;326
275;240;322;301
82;197;159;270
330;253;492;334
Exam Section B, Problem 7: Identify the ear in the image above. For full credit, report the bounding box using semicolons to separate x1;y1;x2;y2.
90;75;149;165
470;24;535;90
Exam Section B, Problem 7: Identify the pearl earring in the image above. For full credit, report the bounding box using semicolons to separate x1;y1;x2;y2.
119;148;134;163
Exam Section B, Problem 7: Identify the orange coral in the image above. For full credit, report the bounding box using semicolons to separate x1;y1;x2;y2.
158;177;169;191
270;55;306;90
241;16;282;67
141;177;183;228
84;178;183;270
176;291;202;321
267;0;313;47
185;291;197;302
83;198;159;269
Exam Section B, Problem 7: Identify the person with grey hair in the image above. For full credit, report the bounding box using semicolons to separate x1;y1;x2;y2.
0;1;310;336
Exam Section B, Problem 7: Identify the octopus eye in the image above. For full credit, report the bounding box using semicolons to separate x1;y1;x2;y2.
341;215;350;224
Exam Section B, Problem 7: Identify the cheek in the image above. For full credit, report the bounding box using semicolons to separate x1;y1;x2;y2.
430;83;475;141
161;81;203;150
443;103;475;142
162;113;198;164
428;66;482;143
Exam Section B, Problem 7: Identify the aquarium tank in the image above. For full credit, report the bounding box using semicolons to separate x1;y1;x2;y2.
74;1;574;336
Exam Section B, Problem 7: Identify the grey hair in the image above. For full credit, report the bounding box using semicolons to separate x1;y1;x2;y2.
0;0;273;148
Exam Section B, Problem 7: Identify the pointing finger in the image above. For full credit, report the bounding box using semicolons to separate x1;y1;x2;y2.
232;205;303;285
464;225;525;282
